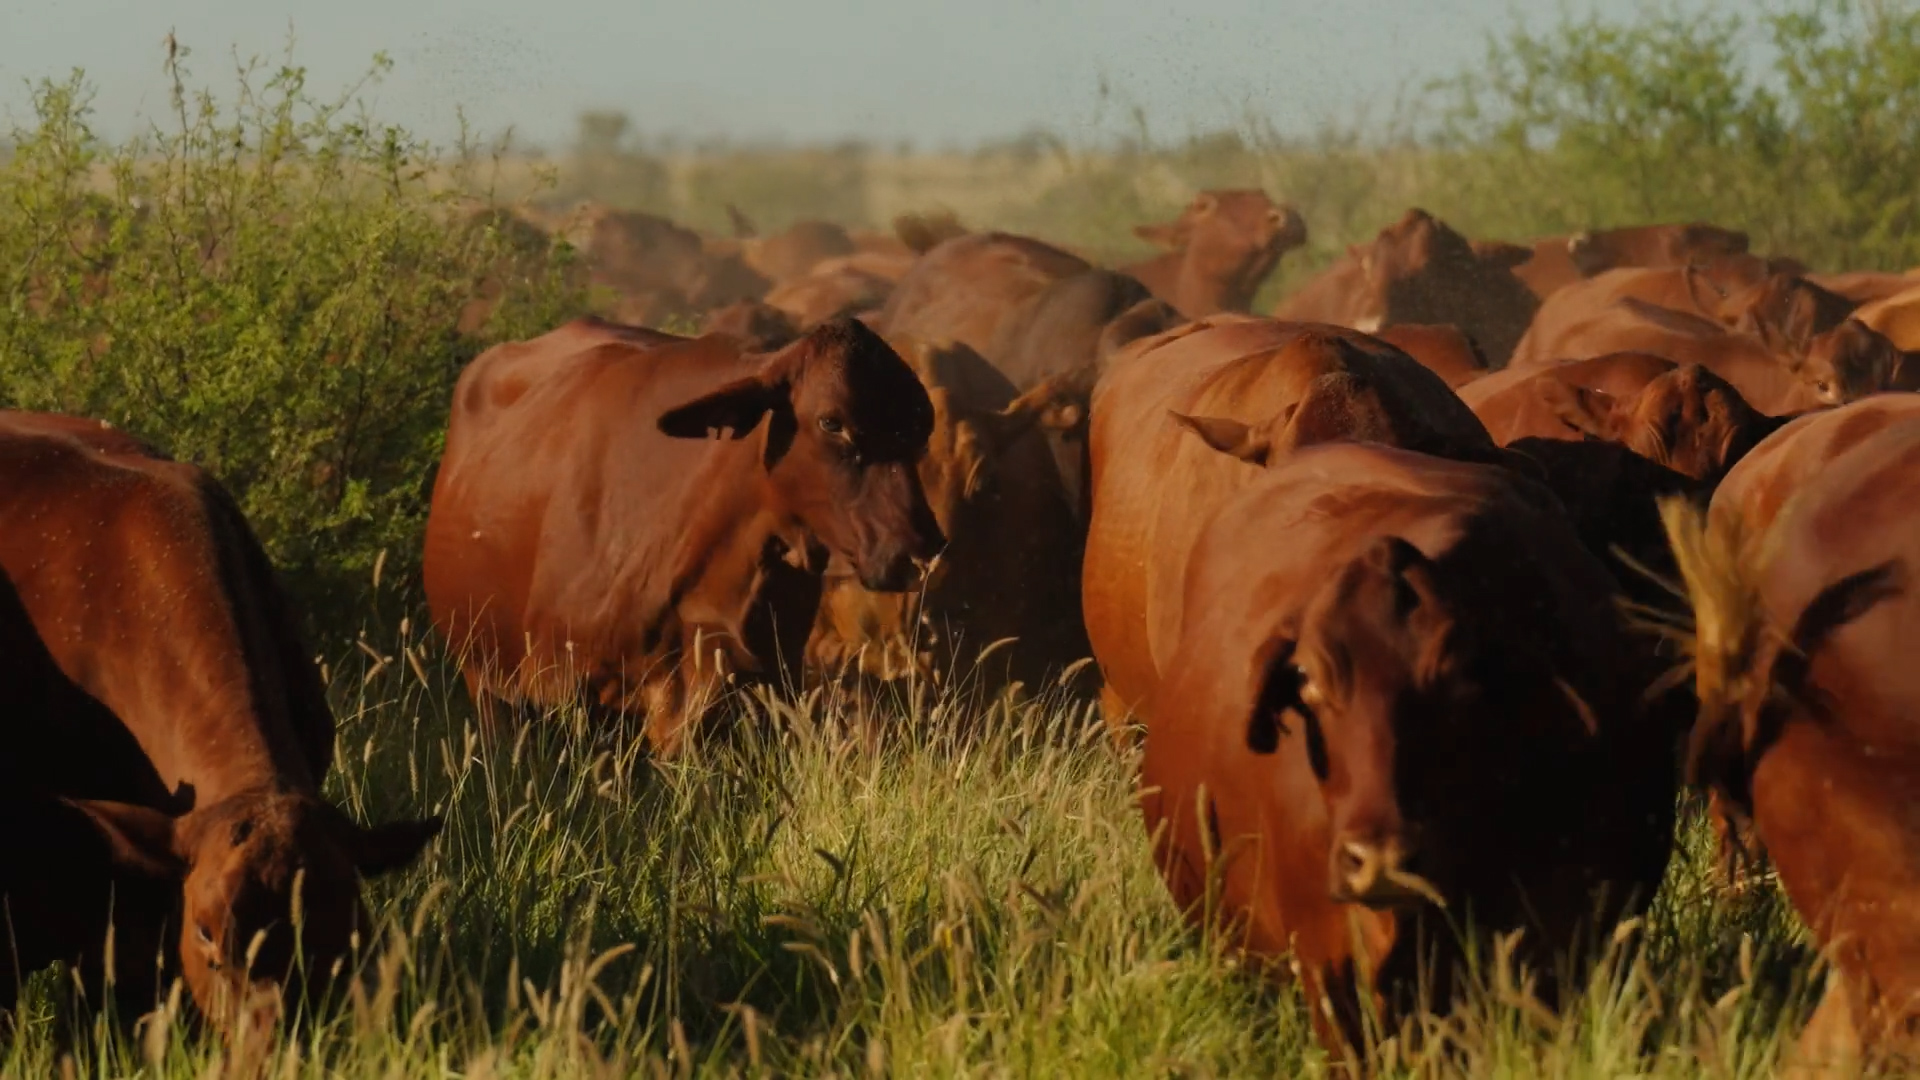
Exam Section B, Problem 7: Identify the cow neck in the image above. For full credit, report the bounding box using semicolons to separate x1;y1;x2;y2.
1751;718;1920;1013
109;518;317;809
656;425;811;663
1170;254;1249;319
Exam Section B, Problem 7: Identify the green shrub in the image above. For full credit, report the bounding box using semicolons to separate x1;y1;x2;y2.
1425;0;1920;270
0;48;585;637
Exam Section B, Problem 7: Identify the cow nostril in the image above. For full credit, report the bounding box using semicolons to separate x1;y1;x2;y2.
1339;841;1378;888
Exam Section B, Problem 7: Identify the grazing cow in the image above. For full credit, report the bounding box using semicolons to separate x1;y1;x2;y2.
1470;358;1784;485
0;412;441;1035
423;316;944;756
804;337;1089;693
1272;209;1539;367
1141;442;1676;1059
1121;190;1308;318
877;232;1092;359
1372;324;1489;389
1668;414;1920;1073
1082;318;1501;733
1508;222;1752;300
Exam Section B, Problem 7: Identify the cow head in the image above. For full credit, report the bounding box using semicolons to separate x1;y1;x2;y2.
1793;319;1918;405
1242;537;1465;910
1720;274;1855;359
70;791;441;1037
809;340;1086;678
1353;210;1536;358
1546;363;1771;484
1241;530;1600;911
1135;190;1307;313
658;318;944;591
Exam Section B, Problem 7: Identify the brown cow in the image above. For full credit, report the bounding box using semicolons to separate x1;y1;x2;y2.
1708;394;1920;543
804;338;1089;694
1121;190;1308;318
726;212;859;284
764;262;895;329
1141;441;1676;1059
1470;358;1785;485
700;299;801;352
423;316;944;756
0;411;441;1035
984;270;1183;516
1807;269;1920;306
1082;318;1501;734
1791;319;1920;405
1716;273;1858;361
551;203;771;318
1373;323;1489;388
1508;222;1752;299
1851;282;1920;351
1272;209;1539;368
1508;295;1826;414
1459;350;1678;412
1513;265;1776;367
876;231;1092;359
1668;414;1920;1073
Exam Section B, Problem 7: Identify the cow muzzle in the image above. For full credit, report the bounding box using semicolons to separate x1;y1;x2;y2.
1328;834;1444;910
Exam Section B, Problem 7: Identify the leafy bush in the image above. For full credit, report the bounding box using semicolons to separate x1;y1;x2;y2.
0;48;585;636
1426;0;1920;270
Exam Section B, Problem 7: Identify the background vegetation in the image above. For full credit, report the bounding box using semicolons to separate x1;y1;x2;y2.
0;0;1907;1073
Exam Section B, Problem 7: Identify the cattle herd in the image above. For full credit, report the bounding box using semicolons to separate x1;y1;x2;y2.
7;188;1920;1072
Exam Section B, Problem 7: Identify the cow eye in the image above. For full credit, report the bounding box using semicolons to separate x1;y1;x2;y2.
196;923;214;945
818;416;845;436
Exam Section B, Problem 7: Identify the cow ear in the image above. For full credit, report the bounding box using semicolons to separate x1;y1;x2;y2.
342;815;444;878
1170;411;1270;466
985;376;1087;448
658;374;785;440
66;798;186;880
1246;636;1302;755
1133;221;1184;249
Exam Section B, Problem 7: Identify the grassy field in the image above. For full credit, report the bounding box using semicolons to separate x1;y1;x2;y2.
0;610;1819;1078
8;1;1918;1073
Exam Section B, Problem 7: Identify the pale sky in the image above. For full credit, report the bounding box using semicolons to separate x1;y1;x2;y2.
0;0;1712;150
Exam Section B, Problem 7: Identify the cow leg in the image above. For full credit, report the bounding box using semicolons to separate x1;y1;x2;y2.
1784;975;1862;1080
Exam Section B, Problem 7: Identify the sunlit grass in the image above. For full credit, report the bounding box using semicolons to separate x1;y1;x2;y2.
0;610;1825;1078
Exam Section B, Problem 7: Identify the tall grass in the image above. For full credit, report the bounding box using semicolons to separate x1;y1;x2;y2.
0;1;1898;1072
0;612;1818;1078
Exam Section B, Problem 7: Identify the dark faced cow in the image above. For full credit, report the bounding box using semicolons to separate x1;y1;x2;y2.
0;411;441;1037
1142;442;1676;1059
423;316;943;756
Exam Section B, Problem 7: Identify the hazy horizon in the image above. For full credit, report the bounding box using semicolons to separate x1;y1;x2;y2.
4;0;1715;152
